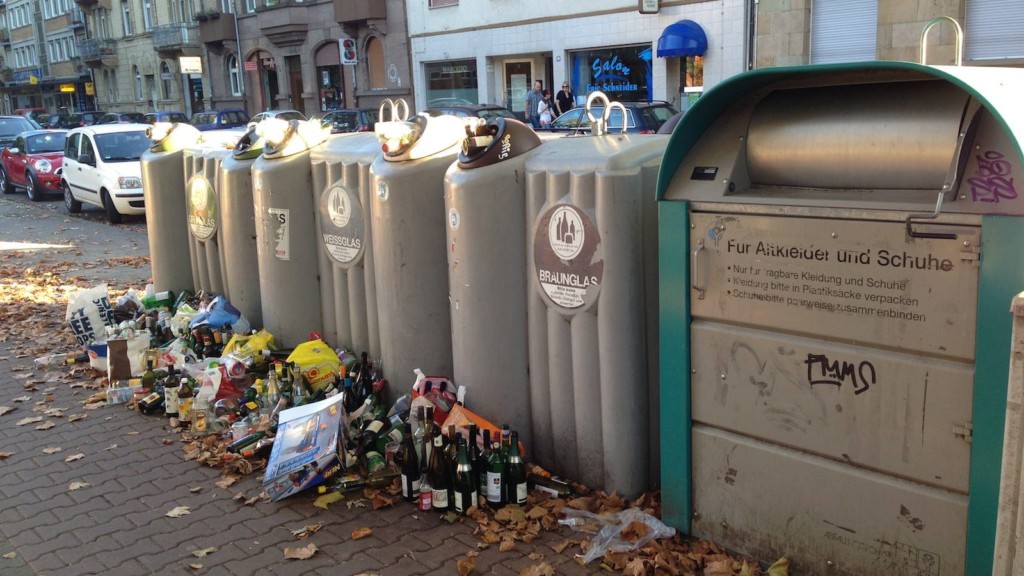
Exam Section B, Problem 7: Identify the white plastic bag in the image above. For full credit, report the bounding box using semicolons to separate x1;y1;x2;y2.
65;284;116;346
559;507;676;564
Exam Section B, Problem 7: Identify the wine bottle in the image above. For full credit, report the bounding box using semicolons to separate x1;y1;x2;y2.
444;425;459;507
163;368;180;419
141;357;157;391
399;422;420;502
413;405;427;474
467;424;480;501
505;430;527;506
477;428;491;499
422;406;435;472
486;432;505;509
452;435;477;514
427;431;449;511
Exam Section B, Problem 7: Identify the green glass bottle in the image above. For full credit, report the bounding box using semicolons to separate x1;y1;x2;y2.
505;431;527;506
453;435;477;514
485;431;505;509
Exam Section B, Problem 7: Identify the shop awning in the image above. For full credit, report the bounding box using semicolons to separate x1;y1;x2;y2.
657;19;707;58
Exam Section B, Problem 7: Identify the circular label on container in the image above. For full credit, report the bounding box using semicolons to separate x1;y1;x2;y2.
187;174;218;241
320;182;365;265
533;203;603;310
448;207;460;230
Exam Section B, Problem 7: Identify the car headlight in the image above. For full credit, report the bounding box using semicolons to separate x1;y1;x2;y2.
118;176;143;189
32;159;53;173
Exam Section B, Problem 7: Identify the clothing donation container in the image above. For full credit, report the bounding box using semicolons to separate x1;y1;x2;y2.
252;119;329;347
444;117;544;451
657;54;1024;574
368;112;465;391
526;93;667;497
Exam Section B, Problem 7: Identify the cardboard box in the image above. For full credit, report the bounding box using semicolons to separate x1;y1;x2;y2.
262;394;346;501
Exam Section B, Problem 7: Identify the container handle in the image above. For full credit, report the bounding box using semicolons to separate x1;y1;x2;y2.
585;91;611;135
920;16;963;66
906;191;958;240
691;239;707;300
605;102;628;135
378;98;410;122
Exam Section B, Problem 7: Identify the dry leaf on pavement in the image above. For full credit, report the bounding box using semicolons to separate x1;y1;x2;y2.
12;396;31;403
283;543;318;560
705;558;735;576
64;453;84;462
166;506;191;518
68;481;90;491
67;414;86;422
519;562;555;576
2;552;16;559
767;557;790;576
351;527;373;540
215;475;239;489
15;416;42;426
0;452;14;460
42;446;62;454
528;552;544;561
190;486;203;493
289;522;324;539
456;555;475;576
0;406;14;416
35;421;56;430
191;547;218;558
499;539;516;552
313;491;344;510
189;564;203;571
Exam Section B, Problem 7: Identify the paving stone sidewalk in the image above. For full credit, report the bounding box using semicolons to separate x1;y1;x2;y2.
0;196;610;575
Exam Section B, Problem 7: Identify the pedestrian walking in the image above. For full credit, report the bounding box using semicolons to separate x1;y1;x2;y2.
525;80;543;128
555;82;574;117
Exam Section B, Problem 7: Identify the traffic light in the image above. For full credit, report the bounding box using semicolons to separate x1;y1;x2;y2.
340;38;357;66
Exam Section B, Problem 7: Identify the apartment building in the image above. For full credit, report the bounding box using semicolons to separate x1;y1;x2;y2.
0;0;91;113
756;0;1024;68
406;0;749;116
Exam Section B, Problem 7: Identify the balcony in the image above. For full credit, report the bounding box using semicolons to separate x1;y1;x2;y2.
0;30;8;46
73;0;111;9
258;3;308;48
333;0;386;24
79;38;117;66
152;22;200;56
197;12;236;45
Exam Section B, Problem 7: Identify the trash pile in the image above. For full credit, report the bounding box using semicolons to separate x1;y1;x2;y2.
45;282;787;575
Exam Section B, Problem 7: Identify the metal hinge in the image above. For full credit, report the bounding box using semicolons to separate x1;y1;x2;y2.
954;421;973;442
960;238;980;264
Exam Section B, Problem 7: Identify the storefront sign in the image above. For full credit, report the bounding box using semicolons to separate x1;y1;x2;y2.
570;45;652;102
179;56;202;74
59;83;76;93
85;82;95;96
638;0;660;13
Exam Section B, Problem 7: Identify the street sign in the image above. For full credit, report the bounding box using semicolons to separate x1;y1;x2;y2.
340;37;357;65
85;82;94;96
244;60;258;72
179;56;202;74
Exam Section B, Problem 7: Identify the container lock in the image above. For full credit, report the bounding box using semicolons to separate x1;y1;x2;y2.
457;117;542;169
586;91;628;136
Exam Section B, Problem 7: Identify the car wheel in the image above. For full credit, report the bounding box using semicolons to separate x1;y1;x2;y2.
63;181;82;213
0;167;13;195
101;189;123;224
25;172;43;202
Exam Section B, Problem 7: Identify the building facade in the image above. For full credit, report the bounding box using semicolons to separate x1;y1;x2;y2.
406;0;751;116
1;0;92;114
199;0;412;117
755;0;1024;68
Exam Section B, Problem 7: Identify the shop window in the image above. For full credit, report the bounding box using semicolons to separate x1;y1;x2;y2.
424;60;478;107
367;37;385;89
569;45;653;102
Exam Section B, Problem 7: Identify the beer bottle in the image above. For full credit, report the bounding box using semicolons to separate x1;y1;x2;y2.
177;377;193;427
452;435;476;514
141;357;157;391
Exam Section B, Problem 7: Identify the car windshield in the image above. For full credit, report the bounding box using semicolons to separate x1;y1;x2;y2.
0;117;34;137
192;113;215;125
478;108;516;120
94;131;152;161
26;133;65;153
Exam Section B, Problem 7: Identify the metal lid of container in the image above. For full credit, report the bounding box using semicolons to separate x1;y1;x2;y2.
457;117;542;169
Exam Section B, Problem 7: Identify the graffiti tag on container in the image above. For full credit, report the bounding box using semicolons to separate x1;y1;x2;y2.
968;150;1017;203
804;353;876;395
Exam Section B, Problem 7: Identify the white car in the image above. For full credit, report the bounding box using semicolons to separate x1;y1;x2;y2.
61;123;152;223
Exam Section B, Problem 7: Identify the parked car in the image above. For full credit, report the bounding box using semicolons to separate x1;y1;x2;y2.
248;109;306;129
61;123;151;223
97;112;148;124
190;109;249;131
15;108;47;125
540;101;678;134
0;130;67;201
44;111;107;129
424;104;517;121
316;108;378;133
0;116;39;150
145;111;189;124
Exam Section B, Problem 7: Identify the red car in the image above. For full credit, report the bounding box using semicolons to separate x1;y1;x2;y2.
0;129;67;201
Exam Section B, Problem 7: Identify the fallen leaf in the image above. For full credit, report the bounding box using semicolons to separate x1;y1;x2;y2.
190;486;203;494
12;396;31;403
551;540;573;554
289;522;324;539
64;453;84;462
767;557;790;576
313;491;344;510
528;552;544;561
215;475;239;490
43;408;65;417
0;406;14;416
67;414;86;423
68;481;90;491
0;452;14;460
525;506;548;520
166;506;191;518
705;558;734;576
456;555;475;576
283;542;318;560
495;506;526;523
191;547;218;558
15;416;42;426
104;444;118;451
2;552;16;559
189;563;203;570
35;421;56;430
519;562;555;576
620;520;651;543
351;527;373;540
42;446;62;454
499;539;516;552
623;557;650;576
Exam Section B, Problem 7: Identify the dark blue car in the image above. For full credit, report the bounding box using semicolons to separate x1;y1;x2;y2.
190;109;249;131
